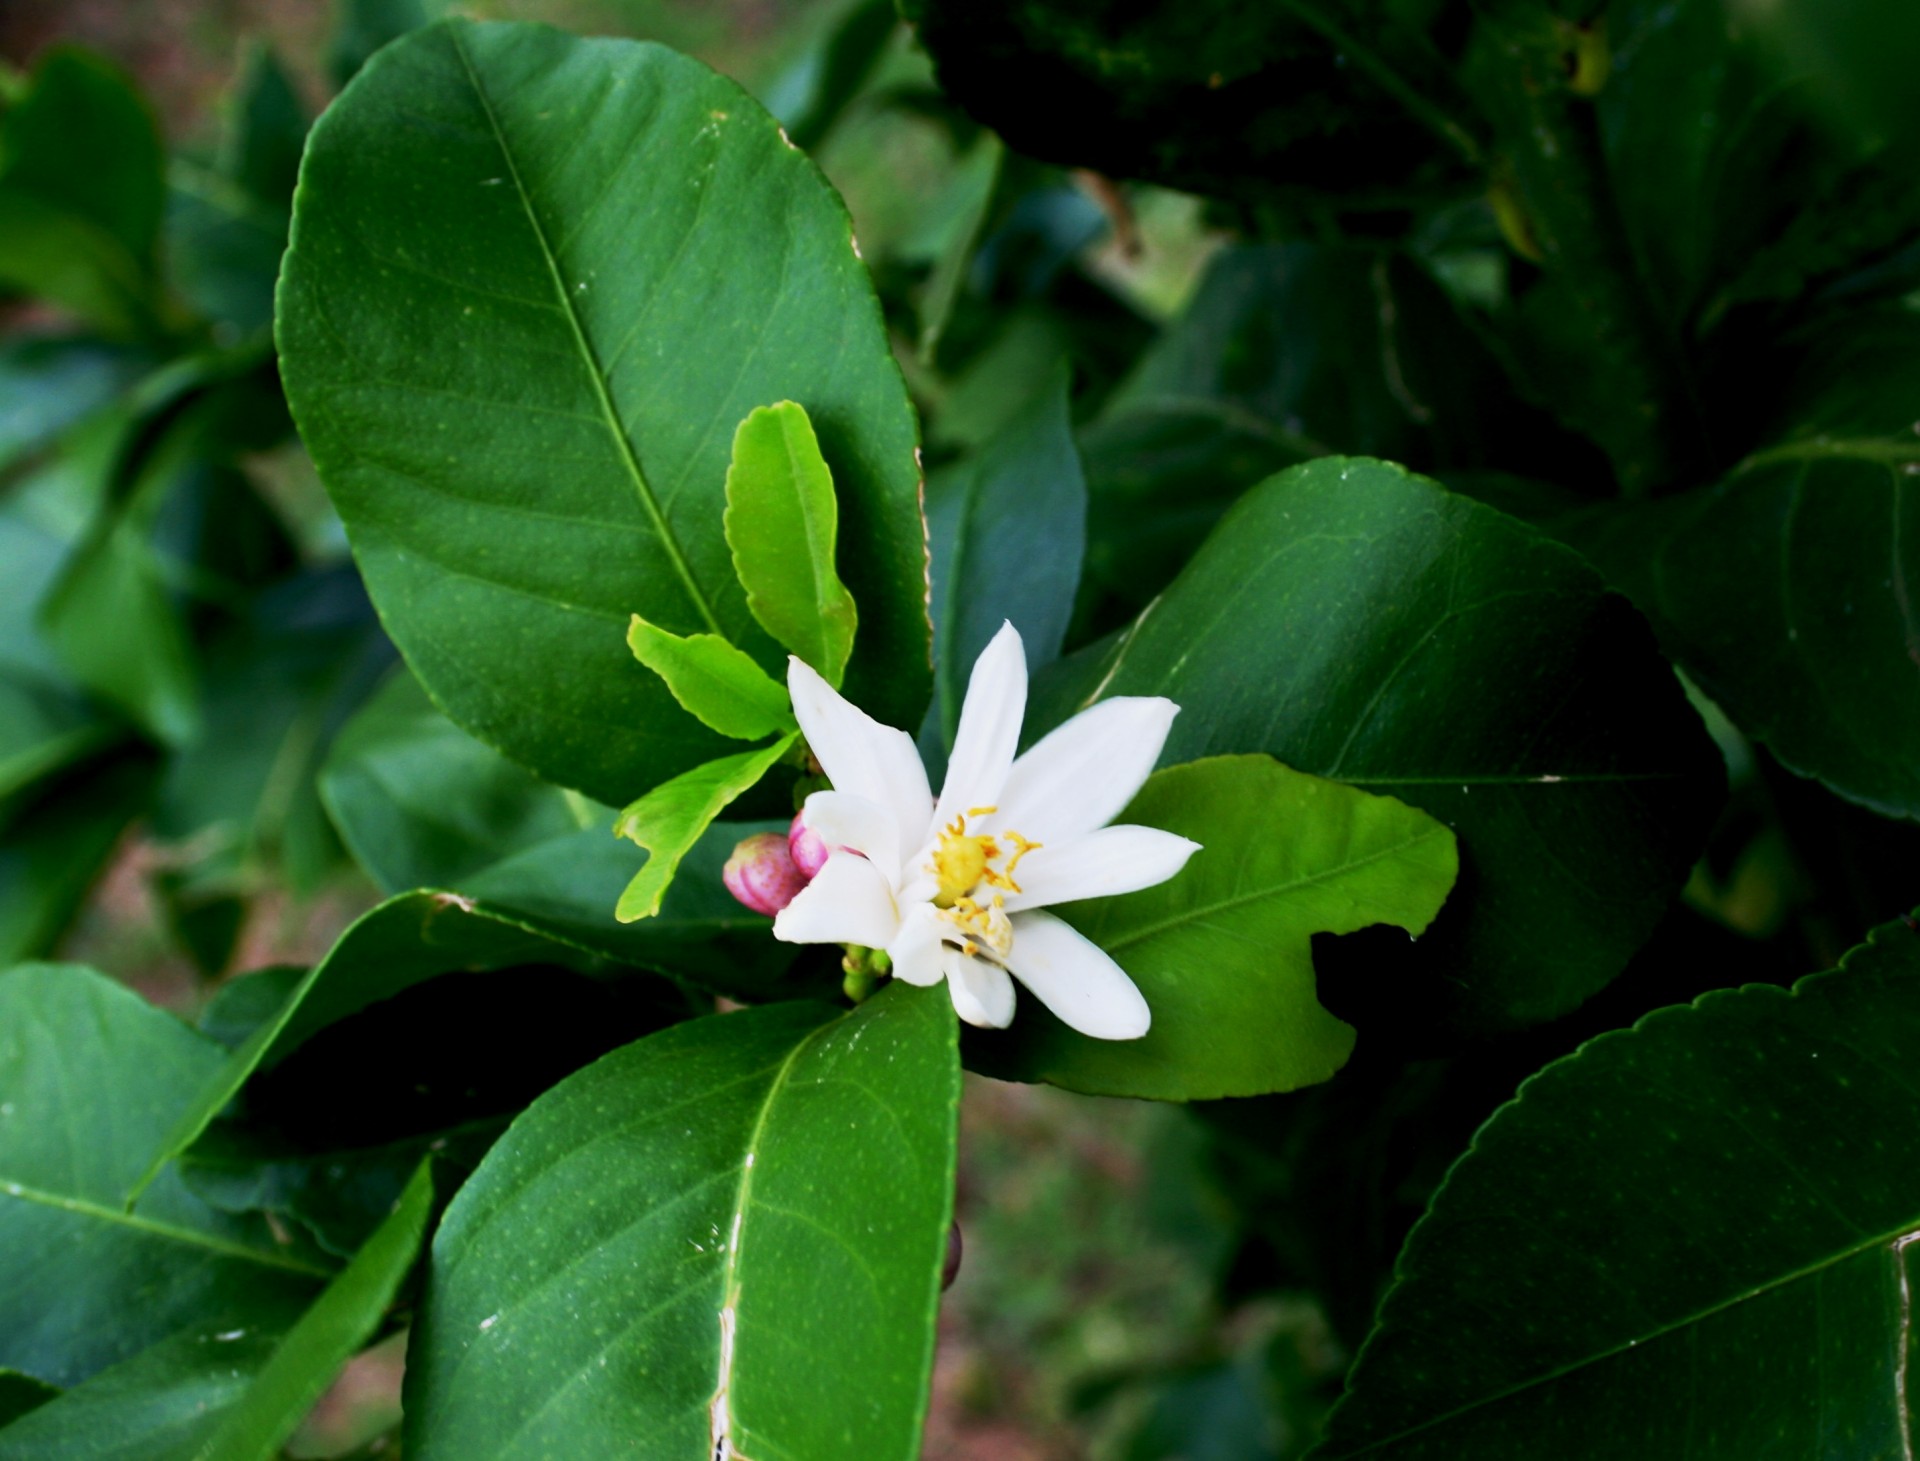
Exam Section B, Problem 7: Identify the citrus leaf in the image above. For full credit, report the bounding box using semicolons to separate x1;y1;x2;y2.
969;755;1457;1099
192;1162;434;1461
613;734;798;922
0;965;324;1388
278;21;927;806
724;401;861;688
1317;916;1920;1458
626;615;796;741
403;983;959;1461
1032;458;1723;1033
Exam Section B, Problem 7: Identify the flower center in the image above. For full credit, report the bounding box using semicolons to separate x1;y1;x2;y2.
940;893;1015;963
929;807;1040;909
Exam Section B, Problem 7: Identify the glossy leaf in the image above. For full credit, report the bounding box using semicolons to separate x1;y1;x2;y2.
1565;309;1920;819
1317;916;1920;1458
613;734;798;921
1033;458;1723;1032
0;965;323;1387
927;367;1085;747
130;892;616;1204
403;984;960;1461
626;616;795;741
970;756;1456;1099
193;1162;434;1461
319;671;582;895
0;1329;278;1461
723;401;859;687
278;20;928;806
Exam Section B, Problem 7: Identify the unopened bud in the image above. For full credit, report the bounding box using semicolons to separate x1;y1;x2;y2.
723;832;807;916
788;810;830;879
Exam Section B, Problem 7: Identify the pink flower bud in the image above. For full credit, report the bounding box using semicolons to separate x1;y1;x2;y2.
723;832;807;916
788;810;831;880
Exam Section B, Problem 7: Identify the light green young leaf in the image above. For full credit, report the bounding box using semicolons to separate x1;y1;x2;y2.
614;734;798;922
626;615;795;741
969;755;1458;1100
403;984;959;1461
192;1162;435;1461
724;402;859;687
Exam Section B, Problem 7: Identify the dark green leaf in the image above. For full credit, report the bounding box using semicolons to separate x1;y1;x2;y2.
278;20;929;806
613;735;798;921
320;671;582;894
0;1329;279;1461
1080;244;1575;613
328;0;435;89
130;890;625;1205
971;756;1456;1099
154;567;395;893
0;1372;58;1428
1564;308;1920;819
626;616;796;741
222;46;306;211
927;366;1085;747
899;0;1481;210
193;1162;434;1461
403;984;960;1460
0;49;165;336
1317;916;1920;1458
1034;458;1723;1032
0;965;324;1387
0;753;158;967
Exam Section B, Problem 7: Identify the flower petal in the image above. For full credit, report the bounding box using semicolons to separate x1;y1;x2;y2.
996;696;1178;845
771;852;900;949
799;791;902;886
1002;825;1201;913
788;656;933;865
1005;911;1150;1040
943;945;1016;1029
931;622;1027;838
887;903;948;987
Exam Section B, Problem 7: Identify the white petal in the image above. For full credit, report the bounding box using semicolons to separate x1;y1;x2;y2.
886;903;948;987
996;696;1178;845
1003;825;1201;913
788;657;933;864
943;945;1016;1029
1005;911;1150;1040
931;622;1027;836
771;853;899;949
799;791;902;886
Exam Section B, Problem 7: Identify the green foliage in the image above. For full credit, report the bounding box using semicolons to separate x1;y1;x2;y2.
1318;917;1920;1457
971;755;1457;1099
1036;458;1723;1031
277;21;929;806
403;986;959;1460
613;734;798;921
0;965;324;1388
723;401;861;688
10;0;1920;1450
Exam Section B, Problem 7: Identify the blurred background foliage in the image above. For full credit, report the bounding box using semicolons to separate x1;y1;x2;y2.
3;0;1918;1455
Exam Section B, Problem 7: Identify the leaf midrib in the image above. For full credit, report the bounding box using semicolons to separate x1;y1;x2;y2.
447;25;723;637
1101;824;1451;953
1327;1209;1920;1458
0;1176;333;1277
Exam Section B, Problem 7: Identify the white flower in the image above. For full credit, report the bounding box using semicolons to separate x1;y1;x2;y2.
772;622;1199;1039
